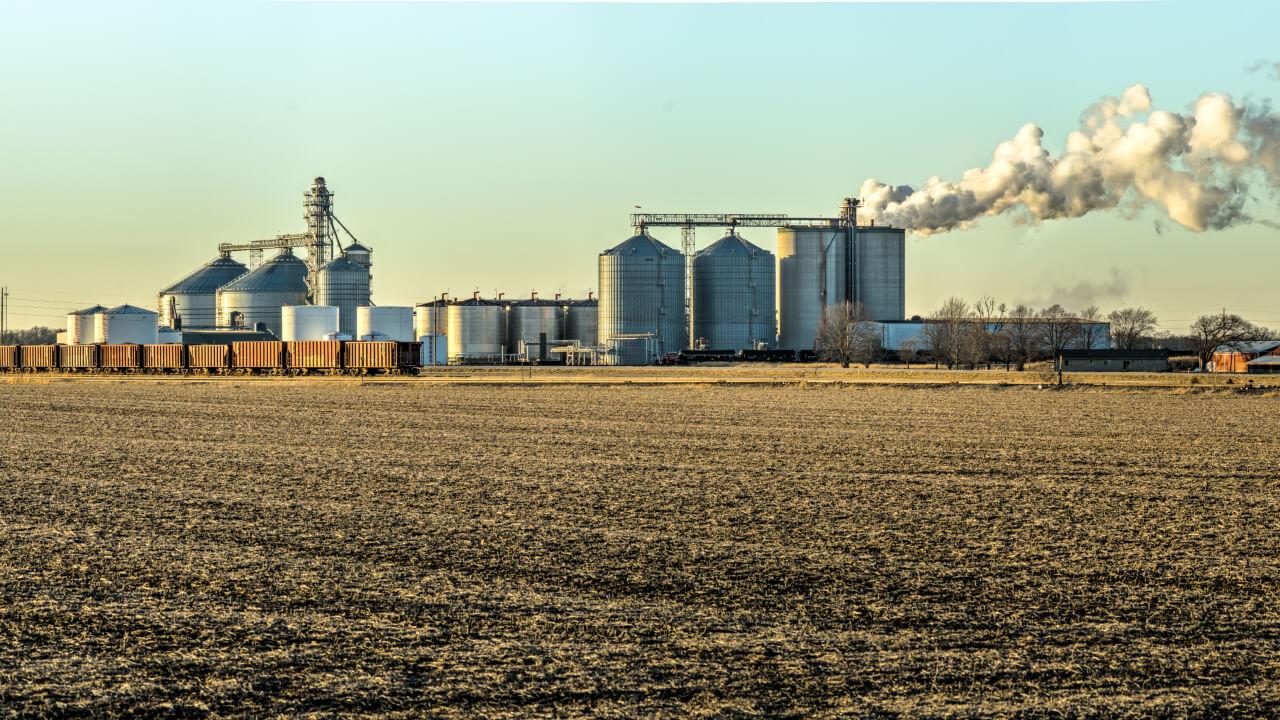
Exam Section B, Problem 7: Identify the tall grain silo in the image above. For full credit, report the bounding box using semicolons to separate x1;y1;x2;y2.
314;242;372;336
447;294;507;360
564;295;598;347
776;225;848;350
157;253;248;329
66;305;106;345
414;297;451;341
854;227;906;322
95;304;159;344
692;232;775;350
598;231;685;365
216;248;309;337
357;306;414;341
508;294;563;361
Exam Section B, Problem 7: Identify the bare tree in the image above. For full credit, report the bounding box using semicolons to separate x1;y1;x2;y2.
974;296;1007;369
923;297;976;369
1036;304;1084;364
816;302;880;368
1004;305;1038;370
1078;305;1109;349
1189;311;1263;370
1108;307;1158;350
897;339;919;368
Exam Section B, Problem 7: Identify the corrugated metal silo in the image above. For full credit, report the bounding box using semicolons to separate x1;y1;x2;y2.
598;231;685;365
314;242;372;336
564;297;598;347
157;253;248;329
692;232;775;350
414;298;451;342
854;227;905;322
67;305;106;345
95;304;159;344
776;225;848;350
447;295;507;360
357;306;414;341
215;249;309;337
508;295;563;361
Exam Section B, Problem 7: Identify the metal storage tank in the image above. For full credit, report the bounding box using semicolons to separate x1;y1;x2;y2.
854;227;906;322
357;306;414;341
447;294;507;360
414;297;451;341
215;249;309;337
598;231;685;365
564;295;598;347
95;304;159;344
508;295;563;361
776;225;848;350
66;305;106;345
314;242;372;336
157;253;248;329
282;305;339;341
692;232;776;350
157;327;183;344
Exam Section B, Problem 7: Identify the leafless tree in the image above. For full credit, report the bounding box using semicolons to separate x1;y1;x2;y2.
1036;304;1084;364
974;296;1007;369
1078;305;1109;349
1108;307;1158;350
923;297;979;369
816;302;880;368
1189;311;1264;370
897;339;919;368
1004;305;1038;370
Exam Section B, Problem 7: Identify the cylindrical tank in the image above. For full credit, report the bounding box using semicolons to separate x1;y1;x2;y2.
414;298;451;342
598;231;685;365
282;305;340;341
447;296;507;359
157;327;183;344
157;253;248;329
215;249;309;338
356;306;414;341
67;305;106;345
314;243;372;336
776;225;848;350
95;304;159;344
692;232;776;350
508;296;563;361
854;227;906;322
564;297;598;347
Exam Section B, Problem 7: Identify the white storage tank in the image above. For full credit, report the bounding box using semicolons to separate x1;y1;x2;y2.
447;294;507;360
508;294;563;362
95;304;159;344
66;305;106;345
414;297;451;341
564;295;598;347
282;305;340;341
157;327;183;344
356;306;414;341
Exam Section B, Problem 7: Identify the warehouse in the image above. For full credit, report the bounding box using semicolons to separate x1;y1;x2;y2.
1055;349;1170;372
1211;340;1280;373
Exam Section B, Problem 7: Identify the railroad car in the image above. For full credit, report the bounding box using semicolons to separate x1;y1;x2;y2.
100;344;142;370
59;344;99;370
143;344;186;371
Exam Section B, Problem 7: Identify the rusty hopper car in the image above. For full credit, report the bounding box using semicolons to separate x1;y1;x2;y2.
19;345;58;369
0;346;16;369
231;341;285;370
188;344;230;370
286;341;342;370
143;344;186;370
344;341;421;372
100;344;142;369
60;344;99;369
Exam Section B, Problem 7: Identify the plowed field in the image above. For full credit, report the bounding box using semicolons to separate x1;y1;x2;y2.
1;381;1277;717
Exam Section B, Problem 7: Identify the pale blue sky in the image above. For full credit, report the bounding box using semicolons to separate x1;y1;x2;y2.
2;0;1278;331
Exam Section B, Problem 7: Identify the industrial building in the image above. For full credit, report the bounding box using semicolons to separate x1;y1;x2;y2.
1055;349;1170;372
1211;340;1280;373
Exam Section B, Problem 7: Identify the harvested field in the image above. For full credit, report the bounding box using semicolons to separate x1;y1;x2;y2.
1;380;1278;717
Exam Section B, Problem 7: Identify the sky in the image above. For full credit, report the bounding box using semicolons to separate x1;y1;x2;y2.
2;0;1278;333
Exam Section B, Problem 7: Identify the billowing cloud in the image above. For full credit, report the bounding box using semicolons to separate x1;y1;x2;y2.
859;85;1280;235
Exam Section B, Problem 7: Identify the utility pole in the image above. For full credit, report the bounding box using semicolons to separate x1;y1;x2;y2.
1;286;7;343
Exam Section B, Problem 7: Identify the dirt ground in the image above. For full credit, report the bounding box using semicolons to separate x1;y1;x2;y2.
1;380;1277;717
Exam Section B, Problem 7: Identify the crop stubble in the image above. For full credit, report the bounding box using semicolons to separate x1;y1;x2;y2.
0;381;1277;717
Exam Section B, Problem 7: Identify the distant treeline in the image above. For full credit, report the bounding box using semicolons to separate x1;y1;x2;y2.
1;326;57;345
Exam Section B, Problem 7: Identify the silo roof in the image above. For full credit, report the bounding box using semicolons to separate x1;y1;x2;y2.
345;242;371;253
160;255;248;295
697;233;771;258
71;304;108;316
568;298;598;307
218;251;309;293
319;255;362;273
103;303;157;315
603;233;680;257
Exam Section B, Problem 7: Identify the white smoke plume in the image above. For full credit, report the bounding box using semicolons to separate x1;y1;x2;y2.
859;85;1280;235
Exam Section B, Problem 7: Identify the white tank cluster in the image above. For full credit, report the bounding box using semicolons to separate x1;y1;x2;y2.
66;305;106;344
95;304;159;345
357;306;414;341
282;305;339;341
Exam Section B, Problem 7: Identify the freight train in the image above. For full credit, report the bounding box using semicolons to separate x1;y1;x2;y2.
0;340;422;375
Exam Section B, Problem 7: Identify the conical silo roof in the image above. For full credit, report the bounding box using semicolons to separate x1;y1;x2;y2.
103;303;157;315
160;254;248;295
218;250;308;293
696;233;770;258
72;304;108;316
603;232;680;257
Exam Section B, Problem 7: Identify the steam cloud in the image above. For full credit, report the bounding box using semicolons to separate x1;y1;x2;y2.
858;85;1280;235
